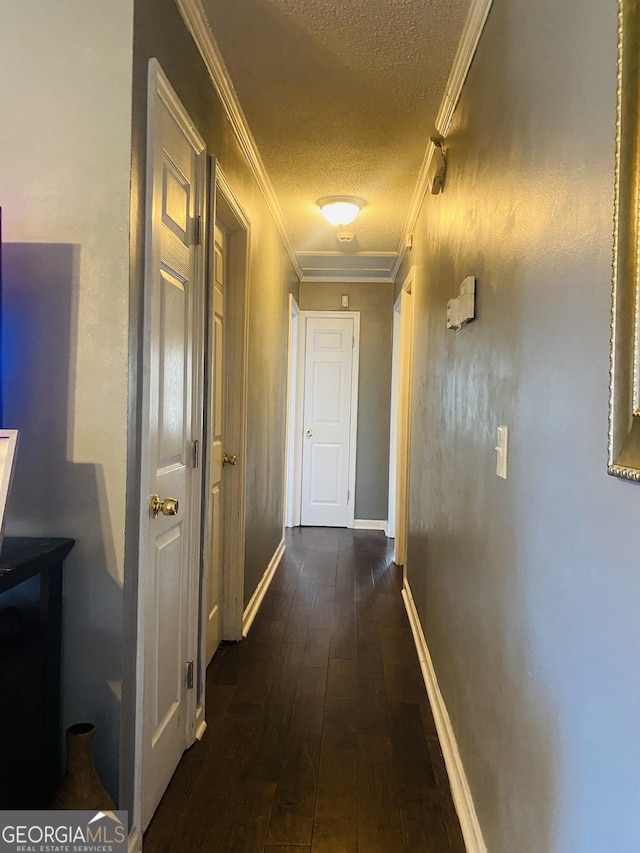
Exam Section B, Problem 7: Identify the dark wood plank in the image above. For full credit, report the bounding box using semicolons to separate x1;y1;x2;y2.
265;847;312;852
388;701;454;852
356;677;389;736
284;584;314;645
213;776;277;852
322;693;357;751
379;626;417;665
311;740;357;853
267;734;320;845
356;641;385;680
397;789;454;853
357;734;404;852
302;626;331;669
389;701;438;791
329;616;356;660
383;661;425;704
289;666;327;737
326;658;356;699
267;653;325;845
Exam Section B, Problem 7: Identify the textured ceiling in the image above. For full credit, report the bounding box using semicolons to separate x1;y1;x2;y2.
200;0;471;280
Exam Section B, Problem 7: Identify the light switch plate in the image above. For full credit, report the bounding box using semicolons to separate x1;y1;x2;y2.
496;425;508;479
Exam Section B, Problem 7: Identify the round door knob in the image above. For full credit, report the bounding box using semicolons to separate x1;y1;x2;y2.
223;453;237;466
306;429;313;436
149;494;180;518
161;497;179;516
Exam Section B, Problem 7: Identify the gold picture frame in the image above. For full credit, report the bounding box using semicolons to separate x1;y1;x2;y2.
608;0;640;481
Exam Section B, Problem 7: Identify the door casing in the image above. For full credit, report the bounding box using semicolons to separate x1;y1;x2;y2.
284;295;301;529
391;267;415;571
209;166;249;644
387;296;402;539
293;311;360;528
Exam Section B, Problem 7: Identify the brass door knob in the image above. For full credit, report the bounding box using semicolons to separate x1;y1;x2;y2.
149;494;179;518
223;453;237;466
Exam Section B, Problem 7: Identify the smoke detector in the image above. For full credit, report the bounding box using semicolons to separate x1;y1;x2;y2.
336;230;355;243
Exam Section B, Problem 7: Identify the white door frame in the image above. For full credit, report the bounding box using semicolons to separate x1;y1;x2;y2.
284;294;300;529
211;167;249;643
386;296;402;539
133;59;206;834
393;266;415;569
294;310;360;528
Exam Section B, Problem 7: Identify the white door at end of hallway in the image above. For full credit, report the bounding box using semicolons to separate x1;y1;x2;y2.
301;315;355;527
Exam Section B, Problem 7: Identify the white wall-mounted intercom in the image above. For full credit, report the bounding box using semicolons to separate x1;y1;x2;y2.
447;276;476;331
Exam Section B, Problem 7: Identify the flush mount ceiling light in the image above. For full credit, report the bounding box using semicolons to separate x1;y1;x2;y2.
317;196;365;227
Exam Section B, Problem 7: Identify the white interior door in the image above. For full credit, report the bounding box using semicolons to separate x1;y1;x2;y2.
301;315;357;527
140;63;205;830
205;222;227;664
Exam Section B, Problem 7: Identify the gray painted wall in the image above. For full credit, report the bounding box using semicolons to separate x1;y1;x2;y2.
300;282;393;521
399;1;640;851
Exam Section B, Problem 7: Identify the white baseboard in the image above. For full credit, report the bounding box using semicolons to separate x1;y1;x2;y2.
128;828;142;853
242;538;285;636
353;519;388;531
402;580;488;853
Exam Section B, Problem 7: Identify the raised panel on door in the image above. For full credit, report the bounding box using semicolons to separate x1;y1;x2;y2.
312;362;344;424
309;442;342;504
151;528;183;739
158;270;187;463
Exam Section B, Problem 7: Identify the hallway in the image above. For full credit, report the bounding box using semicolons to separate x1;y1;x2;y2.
143;527;465;852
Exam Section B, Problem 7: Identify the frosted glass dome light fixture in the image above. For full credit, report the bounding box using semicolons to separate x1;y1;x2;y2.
318;196;364;227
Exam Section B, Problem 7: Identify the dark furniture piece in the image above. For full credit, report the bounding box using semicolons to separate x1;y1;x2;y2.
0;537;74;807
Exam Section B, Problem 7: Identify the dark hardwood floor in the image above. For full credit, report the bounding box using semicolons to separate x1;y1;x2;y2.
143;527;466;853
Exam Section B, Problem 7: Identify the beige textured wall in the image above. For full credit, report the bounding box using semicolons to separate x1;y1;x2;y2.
400;1;640;851
0;2;134;800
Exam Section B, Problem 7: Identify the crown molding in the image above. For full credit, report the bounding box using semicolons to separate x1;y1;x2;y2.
436;0;494;137
297;250;398;258
390;0;494;282
300;275;395;284
176;0;303;280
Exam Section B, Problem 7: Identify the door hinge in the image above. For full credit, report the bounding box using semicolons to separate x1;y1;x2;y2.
186;660;194;690
191;439;199;469
192;215;203;246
